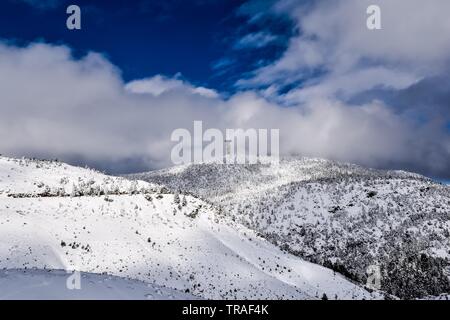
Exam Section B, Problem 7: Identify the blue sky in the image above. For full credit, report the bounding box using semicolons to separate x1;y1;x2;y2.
0;0;290;94
0;0;449;178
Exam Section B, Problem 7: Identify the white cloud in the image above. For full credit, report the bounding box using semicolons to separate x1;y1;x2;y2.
211;58;234;70
234;32;278;49
0;41;448;177
241;0;450;94
230;0;450;179
284;67;419;104
125;75;219;98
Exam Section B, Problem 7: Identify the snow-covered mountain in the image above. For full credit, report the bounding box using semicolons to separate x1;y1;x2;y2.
129;157;450;299
0;157;158;198
0;156;378;300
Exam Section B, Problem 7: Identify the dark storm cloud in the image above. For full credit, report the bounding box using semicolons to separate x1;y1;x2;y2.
351;75;450;123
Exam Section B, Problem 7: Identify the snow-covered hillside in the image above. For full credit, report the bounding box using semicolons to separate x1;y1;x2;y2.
0;269;196;300
129;157;450;299
0;157;157;197
0;156;378;300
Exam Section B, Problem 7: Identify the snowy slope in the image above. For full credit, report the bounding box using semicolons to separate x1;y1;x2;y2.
129;157;450;299
129;158;422;202
0;156;378;300
0;269;196;300
0;157;157;197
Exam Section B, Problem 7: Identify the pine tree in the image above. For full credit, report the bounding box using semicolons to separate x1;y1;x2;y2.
174;192;180;204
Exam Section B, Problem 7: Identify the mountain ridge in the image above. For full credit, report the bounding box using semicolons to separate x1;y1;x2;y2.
0;156;378;299
128;157;450;299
